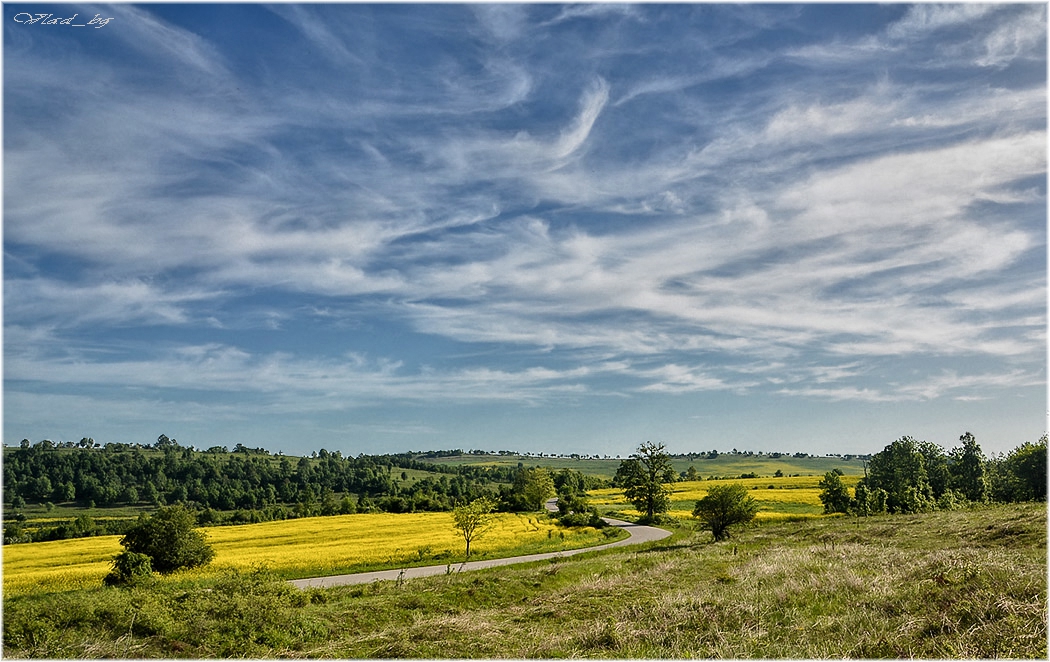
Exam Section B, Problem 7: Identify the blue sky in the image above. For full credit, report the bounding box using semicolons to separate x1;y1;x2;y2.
3;3;1046;457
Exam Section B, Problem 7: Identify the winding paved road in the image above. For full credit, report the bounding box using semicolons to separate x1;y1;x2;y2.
289;499;669;589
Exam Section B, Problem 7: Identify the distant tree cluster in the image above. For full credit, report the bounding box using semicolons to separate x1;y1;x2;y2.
819;433;1047;516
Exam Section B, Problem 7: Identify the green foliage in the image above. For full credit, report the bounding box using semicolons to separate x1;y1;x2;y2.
817;470;851;514
615;441;677;521
518;467;556;511
3;567;329;657
950;432;988;502
120;505;215;573
862;436;935;513
103;551;154;587
850;482;887;516
451;497;496;560
988;434;1046;503
917;440;951;499
553;468;587;496
693;483;759;541
2;444;510;518
555;492;606;528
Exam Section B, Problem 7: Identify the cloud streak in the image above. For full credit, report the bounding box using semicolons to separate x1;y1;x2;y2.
4;4;1044;453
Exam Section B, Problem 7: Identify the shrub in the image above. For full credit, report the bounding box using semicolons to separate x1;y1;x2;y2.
103;550;155;587
119;504;215;574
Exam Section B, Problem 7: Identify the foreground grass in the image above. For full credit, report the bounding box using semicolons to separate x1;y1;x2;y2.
3;503;1045;658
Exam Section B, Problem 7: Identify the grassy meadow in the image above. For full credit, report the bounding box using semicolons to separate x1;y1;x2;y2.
3;511;621;596
3;503;1044;658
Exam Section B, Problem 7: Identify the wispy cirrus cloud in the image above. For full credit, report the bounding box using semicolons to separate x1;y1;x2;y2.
4;4;1044;453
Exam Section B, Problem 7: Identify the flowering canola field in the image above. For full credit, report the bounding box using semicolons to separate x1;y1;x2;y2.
3;511;611;596
590;474;862;520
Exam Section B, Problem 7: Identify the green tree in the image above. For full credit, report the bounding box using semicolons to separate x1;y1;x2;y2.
451;496;496;560
862;436;934;514
693;483;758;541
989;435;1047;502
851;482;871;516
553;468;587;496
818;470;851;514
118;504;215;573
949;432;987;502
916;440;951;500
615;441;676;521
520;468;556;511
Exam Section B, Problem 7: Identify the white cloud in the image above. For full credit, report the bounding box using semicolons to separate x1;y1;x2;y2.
4;3;1045;442
977;6;1047;67
886;4;1002;41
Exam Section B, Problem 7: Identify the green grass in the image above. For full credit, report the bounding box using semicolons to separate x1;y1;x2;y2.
3;502;1044;658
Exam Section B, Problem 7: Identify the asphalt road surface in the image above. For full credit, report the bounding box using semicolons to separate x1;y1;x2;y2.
289;500;669;589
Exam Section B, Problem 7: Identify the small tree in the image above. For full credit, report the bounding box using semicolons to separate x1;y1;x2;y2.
118;504;214;573
818;470;851;514
519;468;556;511
452;497;496;560
693;483;758;541
615;441;677;521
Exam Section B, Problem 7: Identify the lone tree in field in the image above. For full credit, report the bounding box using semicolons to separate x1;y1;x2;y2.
818;469;852;514
117;504;214;574
693;483;758;541
452;496;496;560
615;441;677;521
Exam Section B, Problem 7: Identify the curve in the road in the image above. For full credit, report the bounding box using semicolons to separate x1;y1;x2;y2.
289;499;669;589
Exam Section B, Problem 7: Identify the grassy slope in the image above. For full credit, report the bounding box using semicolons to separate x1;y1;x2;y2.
3;503;1045;658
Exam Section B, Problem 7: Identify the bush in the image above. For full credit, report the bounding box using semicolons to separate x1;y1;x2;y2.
103;551;154;587
119;504;214;573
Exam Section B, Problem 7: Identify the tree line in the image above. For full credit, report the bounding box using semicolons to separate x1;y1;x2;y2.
819;433;1047;516
2;436;607;543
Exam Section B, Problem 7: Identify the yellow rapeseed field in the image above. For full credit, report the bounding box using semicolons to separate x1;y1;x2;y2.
3;511;608;596
2;534;123;595
590;475;861;520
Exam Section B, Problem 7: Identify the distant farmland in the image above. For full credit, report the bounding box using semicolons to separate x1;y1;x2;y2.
420;452;869;480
